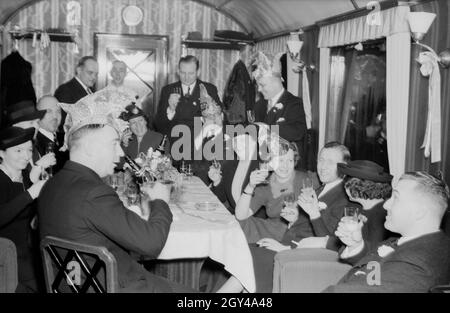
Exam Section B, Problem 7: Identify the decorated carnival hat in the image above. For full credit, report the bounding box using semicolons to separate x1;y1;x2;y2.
199;83;222;118
251;51;283;81
59;88;131;138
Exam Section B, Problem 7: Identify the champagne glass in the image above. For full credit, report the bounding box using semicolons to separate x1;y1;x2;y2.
180;160;187;174
212;158;221;170
247;110;255;124
259;161;271;184
185;164;193;180
40;166;50;180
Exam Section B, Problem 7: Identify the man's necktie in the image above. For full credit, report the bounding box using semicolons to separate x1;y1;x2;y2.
186;86;191;97
267;99;273;113
86;88;92;95
315;184;325;197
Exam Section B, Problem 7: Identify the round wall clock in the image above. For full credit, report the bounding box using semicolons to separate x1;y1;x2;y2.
122;5;143;26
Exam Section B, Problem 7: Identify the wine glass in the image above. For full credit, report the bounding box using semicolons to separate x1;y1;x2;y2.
184;164;193;181
212;158;221;170
39;166;50;180
259;161;271;184
180;160;187;174
247;110;255;124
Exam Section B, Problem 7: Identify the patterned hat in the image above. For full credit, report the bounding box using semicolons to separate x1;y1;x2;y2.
251;51;283;81
59;88;131;138
120;103;145;121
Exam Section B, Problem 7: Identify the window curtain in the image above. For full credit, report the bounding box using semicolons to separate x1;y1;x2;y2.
318;48;331;151
255;35;289;55
325;54;346;142
317;6;411;178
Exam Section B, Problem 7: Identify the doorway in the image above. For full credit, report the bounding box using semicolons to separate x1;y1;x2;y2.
94;33;168;119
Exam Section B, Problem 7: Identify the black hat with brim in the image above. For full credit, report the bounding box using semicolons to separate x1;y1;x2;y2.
7;100;46;125
120;104;144;121
0;127;35;150
338;160;393;183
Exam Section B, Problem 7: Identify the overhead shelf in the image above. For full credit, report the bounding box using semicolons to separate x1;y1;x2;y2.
182;40;249;50
9;30;75;43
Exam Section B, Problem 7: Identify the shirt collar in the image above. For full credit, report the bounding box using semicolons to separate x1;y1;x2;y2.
75;76;91;93
182;81;197;94
270;89;285;106
319;178;343;198
38;128;55;141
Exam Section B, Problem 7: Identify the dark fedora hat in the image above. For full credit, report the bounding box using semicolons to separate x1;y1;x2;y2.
6;100;45;125
120;103;145;122
338;160;392;182
0;126;35;150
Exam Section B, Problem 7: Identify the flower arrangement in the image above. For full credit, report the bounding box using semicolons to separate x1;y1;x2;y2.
134;147;179;182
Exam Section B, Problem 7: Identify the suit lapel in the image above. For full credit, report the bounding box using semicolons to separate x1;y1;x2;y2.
265;90;287;124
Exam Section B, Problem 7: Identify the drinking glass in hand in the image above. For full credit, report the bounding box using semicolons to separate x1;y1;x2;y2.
180;160;187;174
343;206;360;231
247;110;255;124
212;158;221;170
110;175;119;192
126;184;140;206
283;192;296;209
259;161;271;184
39;167;50;180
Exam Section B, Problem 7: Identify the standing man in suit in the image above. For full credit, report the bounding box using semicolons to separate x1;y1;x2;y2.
154;55;222;143
54;56;98;133
38;91;193;292
34;95;68;173
325;171;450;292
252;52;307;168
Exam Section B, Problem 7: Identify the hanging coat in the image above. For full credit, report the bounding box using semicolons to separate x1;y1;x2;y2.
222;60;255;124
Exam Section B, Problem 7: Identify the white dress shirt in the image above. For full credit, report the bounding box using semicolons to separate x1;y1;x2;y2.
75;76;92;95
38;128;55;142
267;89;284;113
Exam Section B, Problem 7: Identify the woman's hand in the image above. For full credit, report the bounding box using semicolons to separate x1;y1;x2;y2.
249;169;267;187
28;180;47;199
256;238;290;252
334;217;364;248
36;153;56;169
280;205;299;224
208;166;222;186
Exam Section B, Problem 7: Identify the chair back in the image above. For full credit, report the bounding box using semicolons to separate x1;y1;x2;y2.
0;237;18;293
40;236;118;293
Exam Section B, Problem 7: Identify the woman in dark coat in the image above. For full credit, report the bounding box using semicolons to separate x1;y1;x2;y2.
0;127;47;292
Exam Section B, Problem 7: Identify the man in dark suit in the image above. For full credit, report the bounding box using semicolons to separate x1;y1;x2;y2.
324;171;450;292
34;95;68;173
252;52;306;168
38;118;192;292
54;56;98;132
154;55;222;141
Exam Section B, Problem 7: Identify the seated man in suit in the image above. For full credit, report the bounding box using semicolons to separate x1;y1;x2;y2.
324;171;450;292
154;55;222;141
34;95;68;174
38;90;193;292
251;51;307;168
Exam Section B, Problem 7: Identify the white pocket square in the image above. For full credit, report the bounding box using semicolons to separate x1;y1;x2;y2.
276;117;286;123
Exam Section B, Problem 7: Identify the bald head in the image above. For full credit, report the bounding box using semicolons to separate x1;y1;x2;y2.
37;95;61;133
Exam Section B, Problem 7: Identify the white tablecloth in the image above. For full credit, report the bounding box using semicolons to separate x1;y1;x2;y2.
157;176;256;293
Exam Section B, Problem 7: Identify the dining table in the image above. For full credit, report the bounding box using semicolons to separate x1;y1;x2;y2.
128;175;256;293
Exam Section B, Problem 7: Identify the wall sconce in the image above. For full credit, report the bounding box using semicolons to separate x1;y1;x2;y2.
286;30;315;73
408;12;450;68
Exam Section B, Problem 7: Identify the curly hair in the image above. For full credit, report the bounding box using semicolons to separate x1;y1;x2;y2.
344;177;392;200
